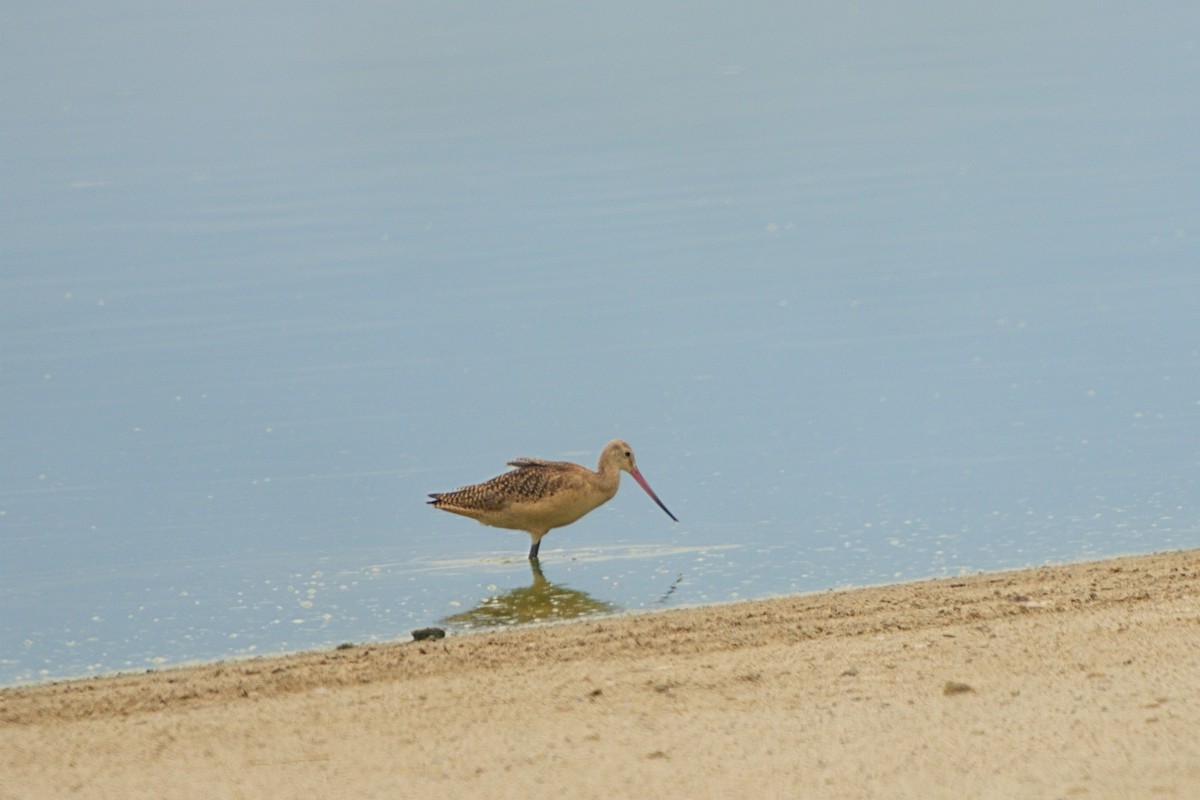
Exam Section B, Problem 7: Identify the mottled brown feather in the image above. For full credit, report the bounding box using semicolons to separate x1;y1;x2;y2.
428;461;578;513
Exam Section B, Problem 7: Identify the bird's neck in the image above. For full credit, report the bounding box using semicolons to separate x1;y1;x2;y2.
594;458;622;494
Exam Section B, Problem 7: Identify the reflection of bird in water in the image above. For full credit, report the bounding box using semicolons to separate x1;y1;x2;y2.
441;559;618;629
428;439;677;560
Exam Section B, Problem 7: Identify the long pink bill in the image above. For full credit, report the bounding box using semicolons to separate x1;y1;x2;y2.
630;467;678;522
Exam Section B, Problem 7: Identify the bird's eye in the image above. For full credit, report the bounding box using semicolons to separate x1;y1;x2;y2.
624;451;631;457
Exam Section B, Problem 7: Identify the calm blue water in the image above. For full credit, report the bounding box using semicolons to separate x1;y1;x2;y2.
3;3;1198;685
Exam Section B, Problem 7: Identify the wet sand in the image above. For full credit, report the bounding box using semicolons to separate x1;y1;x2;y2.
3;549;1198;799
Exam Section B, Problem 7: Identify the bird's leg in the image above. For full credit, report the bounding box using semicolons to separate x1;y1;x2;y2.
528;538;541;560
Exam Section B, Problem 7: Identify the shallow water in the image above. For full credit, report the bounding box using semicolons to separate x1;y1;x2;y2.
3;3;1198;685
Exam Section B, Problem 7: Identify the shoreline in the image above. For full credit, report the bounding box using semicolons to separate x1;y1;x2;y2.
4;548;1198;798
1;548;1180;694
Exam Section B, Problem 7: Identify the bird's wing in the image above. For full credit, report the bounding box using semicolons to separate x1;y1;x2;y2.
431;459;577;511
507;457;561;469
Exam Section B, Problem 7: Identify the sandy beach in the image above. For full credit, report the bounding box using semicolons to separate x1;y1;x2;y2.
2;549;1197;799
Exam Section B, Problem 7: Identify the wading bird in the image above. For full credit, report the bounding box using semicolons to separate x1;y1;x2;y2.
428;439;677;559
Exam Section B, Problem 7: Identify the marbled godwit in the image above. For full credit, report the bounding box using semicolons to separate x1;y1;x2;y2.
428;439;677;559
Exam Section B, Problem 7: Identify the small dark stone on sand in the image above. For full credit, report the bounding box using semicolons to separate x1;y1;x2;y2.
412;627;446;641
